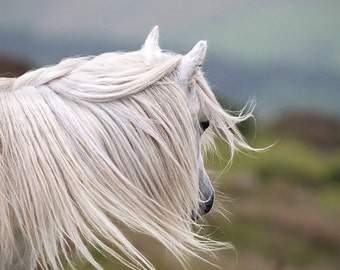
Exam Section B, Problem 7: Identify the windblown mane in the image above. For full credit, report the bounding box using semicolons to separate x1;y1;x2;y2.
0;28;254;270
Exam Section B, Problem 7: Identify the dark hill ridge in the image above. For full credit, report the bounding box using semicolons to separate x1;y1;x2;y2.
0;55;32;77
272;111;340;150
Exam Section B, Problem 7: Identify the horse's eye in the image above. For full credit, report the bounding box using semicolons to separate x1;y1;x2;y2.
200;120;210;131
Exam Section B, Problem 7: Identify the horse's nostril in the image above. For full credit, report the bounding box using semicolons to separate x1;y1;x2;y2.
204;196;214;214
203;192;214;214
199;192;214;215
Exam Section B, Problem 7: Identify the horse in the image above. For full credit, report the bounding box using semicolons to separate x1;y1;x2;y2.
0;26;255;270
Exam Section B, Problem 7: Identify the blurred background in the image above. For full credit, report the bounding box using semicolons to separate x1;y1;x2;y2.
1;0;339;269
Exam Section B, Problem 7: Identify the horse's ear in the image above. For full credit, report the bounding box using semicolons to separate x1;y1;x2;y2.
142;25;161;53
178;41;207;80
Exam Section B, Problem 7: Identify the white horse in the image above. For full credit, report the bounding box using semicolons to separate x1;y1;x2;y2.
0;26;255;270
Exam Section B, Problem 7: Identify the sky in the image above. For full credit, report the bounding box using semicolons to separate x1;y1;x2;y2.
1;0;339;120
1;0;339;65
0;1;256;41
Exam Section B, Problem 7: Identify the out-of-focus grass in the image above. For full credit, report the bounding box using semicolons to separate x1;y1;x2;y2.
206;130;340;186
204;123;340;270
206;174;340;269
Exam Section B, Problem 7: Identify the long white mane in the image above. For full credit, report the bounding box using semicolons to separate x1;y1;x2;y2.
0;27;254;270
